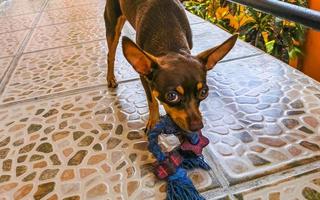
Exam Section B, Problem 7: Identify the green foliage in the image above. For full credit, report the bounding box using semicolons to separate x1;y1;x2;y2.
183;0;307;65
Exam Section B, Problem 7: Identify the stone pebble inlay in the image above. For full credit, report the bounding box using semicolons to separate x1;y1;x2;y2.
0;82;218;199
25;18;106;53
203;54;320;184
0;0;44;17
38;4;104;27
0;13;37;34
1;40;136;103
0;57;12;81
0;30;28;58
235;170;320;200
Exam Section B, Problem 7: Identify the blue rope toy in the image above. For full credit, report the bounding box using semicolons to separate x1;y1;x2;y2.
147;115;211;200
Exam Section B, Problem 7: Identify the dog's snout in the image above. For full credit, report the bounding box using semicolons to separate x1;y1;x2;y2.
189;120;204;132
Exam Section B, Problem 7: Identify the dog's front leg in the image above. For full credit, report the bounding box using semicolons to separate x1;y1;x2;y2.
140;76;160;133
104;0;126;88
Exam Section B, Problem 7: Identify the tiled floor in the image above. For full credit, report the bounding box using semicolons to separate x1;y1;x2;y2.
234;169;320;200
0;13;36;33
0;30;28;58
0;0;44;17
0;57;12;79
0;0;319;200
25;18;106;52
203;55;320;184
38;5;103;26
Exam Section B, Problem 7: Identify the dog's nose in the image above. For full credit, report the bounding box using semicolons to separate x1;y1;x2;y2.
189;120;204;132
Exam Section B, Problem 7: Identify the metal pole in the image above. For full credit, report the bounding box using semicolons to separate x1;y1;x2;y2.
227;0;320;31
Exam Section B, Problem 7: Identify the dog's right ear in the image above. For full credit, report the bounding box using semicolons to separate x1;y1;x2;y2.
196;34;238;71
122;36;156;76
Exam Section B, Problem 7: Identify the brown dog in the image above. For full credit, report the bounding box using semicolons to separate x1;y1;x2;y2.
104;0;238;133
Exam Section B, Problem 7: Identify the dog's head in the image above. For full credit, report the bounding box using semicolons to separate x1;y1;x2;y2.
122;35;237;132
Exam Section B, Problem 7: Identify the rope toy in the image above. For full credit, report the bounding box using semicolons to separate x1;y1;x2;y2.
148;115;211;200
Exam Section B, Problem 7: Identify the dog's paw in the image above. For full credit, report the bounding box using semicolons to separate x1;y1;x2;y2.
107;76;118;88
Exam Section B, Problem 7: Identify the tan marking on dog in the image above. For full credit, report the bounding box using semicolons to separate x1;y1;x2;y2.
176;86;184;95
145;90;160;131
197;82;203;90
152;90;159;98
163;103;189;131
148;99;159;120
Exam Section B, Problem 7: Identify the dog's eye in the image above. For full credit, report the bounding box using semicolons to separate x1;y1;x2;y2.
199;88;208;100
166;91;180;103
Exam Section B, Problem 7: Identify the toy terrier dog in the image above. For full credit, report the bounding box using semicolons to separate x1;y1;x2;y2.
104;0;238;133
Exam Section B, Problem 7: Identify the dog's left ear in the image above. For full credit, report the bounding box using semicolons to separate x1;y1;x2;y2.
197;34;238;71
122;36;157;76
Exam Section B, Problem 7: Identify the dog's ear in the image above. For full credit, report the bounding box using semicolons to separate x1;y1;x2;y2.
197;34;238;71
122;36;156;76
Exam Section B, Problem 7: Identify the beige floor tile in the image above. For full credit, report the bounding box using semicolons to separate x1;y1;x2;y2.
1;40;137;103
0;13;37;34
25;18;105;53
25;19;105;52
0;81;219;199
0;0;44;17
203;54;320;184
234;169;320;200
44;0;104;10
38;4;104;27
0;57;12;79
0;30;28;58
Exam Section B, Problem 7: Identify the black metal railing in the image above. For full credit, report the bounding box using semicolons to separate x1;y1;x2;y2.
227;0;320;31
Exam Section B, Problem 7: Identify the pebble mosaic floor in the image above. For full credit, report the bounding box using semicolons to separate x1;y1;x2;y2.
0;0;319;199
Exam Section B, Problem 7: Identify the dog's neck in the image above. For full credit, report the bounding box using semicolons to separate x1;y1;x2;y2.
137;30;191;57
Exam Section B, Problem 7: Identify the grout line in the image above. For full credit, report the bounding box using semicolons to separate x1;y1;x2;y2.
0;0;50;96
227;160;320;195
22;38;106;55
201;149;233;199
202;160;320;198
0;52;262;108
0;84;109;108
0;0;44;18
17;21;136;55
36;16;102;28
44;2;103;11
229;195;238;200
0;1;102;20
117;77;140;84
0;55;14;59
0;77;140;108
203;149;230;188
0;15;102;35
0;52;264;108
0;5;265;109
0;1;99;18
0;57;15;87
0;11;40;19
0;10;203;36
0;27;32;35
0;14;262;109
218;53;264;64
190;21;207;25
201;188;230;200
